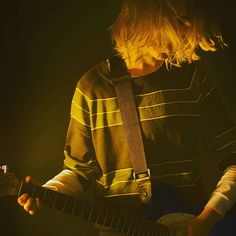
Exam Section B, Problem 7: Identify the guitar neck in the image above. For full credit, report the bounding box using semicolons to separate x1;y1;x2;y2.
18;181;175;236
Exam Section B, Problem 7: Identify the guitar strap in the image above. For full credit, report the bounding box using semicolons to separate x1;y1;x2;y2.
108;56;152;204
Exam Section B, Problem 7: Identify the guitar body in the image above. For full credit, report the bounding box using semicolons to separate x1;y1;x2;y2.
144;184;236;236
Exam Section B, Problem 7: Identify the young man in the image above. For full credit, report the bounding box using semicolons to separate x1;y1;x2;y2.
18;0;236;235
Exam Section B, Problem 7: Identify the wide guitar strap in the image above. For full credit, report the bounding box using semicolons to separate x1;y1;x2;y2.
108;56;152;204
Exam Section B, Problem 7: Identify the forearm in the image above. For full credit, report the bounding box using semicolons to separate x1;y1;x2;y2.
204;165;236;217
43;169;84;196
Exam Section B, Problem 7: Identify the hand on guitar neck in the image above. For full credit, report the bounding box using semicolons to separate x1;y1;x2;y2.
17;176;42;215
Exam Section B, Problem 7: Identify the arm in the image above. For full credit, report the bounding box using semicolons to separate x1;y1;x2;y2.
43;169;85;196
194;63;236;232
172;61;236;235
205;165;236;216
18;78;101;214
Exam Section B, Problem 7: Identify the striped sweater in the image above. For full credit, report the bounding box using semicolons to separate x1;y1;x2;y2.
64;58;236;201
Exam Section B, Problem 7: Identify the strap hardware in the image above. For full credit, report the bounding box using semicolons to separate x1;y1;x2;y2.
133;169;151;181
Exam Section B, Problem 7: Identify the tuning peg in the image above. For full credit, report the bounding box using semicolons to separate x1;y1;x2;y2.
0;165;8;174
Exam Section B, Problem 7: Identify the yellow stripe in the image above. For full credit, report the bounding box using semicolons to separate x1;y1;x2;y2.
215;127;236;139
96;179;136;188
76;88;117;102
216;139;236;152
200;75;208;85
90;109;120;117
151;171;193;179
104;193;139;198
72;100;90;114
75;65;197;103
102;168;133;177
91;122;123;131
150;159;197;166
201;88;214;101
140;114;200;122
134;65;197;98
138;95;201;109
70;115;91;127
91;114;199;131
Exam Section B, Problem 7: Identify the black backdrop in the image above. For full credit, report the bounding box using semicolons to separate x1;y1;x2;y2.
0;1;236;235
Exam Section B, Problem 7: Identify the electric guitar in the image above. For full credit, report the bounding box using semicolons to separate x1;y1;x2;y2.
0;166;233;236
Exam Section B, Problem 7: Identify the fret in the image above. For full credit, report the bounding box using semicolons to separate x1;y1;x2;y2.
126;217;138;235
121;215;131;234
136;219;146;236
108;210;116;228
33;185;45;200
42;188;47;202
52;192;58;209
140;219;157;236
94;205;102;224
155;223;168;236
153;224;162;236
89;205;100;223
116;212;126;232
97;205;107;225
81;201;93;220
62;195;68;211
162;224;171;236
147;222;156;236
18;182;33;196
144;220;155;236
53;192;66;211
103;208;114;227
72;198;78;216
113;211;121;231
131;218;142;235
43;189;57;208
64;196;76;214
73;198;84;217
80;199;86;218
30;184;36;198
88;205;94;222
116;212;127;232
109;210;118;229
137;219;146;236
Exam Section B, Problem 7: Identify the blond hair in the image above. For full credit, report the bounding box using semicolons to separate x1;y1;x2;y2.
109;0;226;68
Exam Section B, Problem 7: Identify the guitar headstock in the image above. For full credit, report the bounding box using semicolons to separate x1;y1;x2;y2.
0;165;19;197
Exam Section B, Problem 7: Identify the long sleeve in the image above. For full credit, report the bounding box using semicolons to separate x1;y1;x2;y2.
205;166;236;216
43;169;84;196
44;78;102;196
63;79;101;181
200;69;236;216
200;75;236;172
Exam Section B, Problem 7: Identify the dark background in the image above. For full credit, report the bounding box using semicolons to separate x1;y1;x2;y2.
0;1;236;235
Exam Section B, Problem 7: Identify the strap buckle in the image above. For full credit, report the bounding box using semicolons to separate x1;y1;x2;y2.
133;169;151;181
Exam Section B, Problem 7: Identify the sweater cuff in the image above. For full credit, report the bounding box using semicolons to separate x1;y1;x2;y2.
43;169;84;196
205;192;231;216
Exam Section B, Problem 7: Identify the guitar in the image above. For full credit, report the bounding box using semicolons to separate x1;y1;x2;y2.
0;165;232;236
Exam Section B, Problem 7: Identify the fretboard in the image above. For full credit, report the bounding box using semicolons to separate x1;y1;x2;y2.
18;181;176;236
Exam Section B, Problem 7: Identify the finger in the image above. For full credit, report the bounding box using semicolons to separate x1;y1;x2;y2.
23;198;38;214
25;176;40;186
25;176;32;183
28;198;42;215
36;197;42;209
17;193;30;206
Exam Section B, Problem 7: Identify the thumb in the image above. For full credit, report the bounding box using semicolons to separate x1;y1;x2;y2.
25;176;39;185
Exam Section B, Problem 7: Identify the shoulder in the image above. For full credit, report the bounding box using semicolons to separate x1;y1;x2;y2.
75;58;115;100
